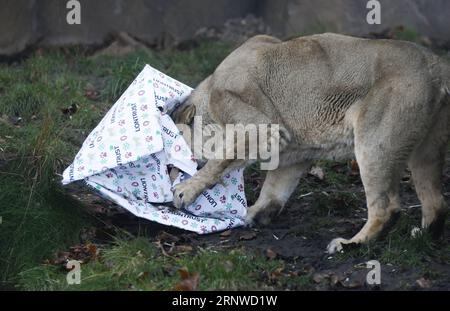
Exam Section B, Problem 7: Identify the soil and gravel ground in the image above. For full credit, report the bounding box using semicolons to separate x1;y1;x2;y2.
63;156;450;291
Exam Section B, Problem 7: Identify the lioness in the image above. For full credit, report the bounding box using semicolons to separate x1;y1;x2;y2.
171;33;450;254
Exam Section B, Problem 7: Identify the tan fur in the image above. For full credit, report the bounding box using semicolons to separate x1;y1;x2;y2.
172;33;450;254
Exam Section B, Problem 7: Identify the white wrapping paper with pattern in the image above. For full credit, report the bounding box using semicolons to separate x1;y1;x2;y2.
62;65;247;234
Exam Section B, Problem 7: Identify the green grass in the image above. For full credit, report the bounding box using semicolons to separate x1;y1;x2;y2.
333;213;450;270
394;28;421;43
0;41;232;288
17;236;293;291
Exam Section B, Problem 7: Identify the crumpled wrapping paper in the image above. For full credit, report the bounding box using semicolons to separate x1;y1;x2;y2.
62;65;248;234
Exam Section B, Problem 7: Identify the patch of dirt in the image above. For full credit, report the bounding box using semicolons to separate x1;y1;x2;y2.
67;155;450;291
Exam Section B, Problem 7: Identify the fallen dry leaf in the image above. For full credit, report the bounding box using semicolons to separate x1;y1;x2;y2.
54;251;71;265
86;243;99;260
265;248;277;260
84;89;100;101
220;230;232;238
309;166;325;180
287;271;299;277
416;277;432;289
155;241;174;258
173;245;193;254
330;274;341;286
239;231;257;241
268;267;285;282
173;268;200;291
156;231;180;244
350;160;360;176
52;243;100;266
35;48;45;57
137;271;150;280
340;277;364;289
338;270;367;289
313;272;331;283
300;265;315;275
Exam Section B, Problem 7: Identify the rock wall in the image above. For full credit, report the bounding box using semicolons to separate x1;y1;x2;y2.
261;0;450;40
1;0;449;56
0;0;258;55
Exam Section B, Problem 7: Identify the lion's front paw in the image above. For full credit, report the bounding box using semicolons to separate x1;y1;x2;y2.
327;238;348;254
172;179;204;210
245;207;258;227
245;206;273;226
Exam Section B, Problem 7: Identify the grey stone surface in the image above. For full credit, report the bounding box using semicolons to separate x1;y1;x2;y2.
260;0;450;40
0;0;39;55
1;0;449;56
0;0;258;55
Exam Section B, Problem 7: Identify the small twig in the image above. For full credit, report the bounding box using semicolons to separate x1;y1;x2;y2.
408;204;422;209
155;241;174;258
298;192;313;199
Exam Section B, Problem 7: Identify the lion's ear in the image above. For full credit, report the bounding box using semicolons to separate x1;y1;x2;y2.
173;104;196;125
